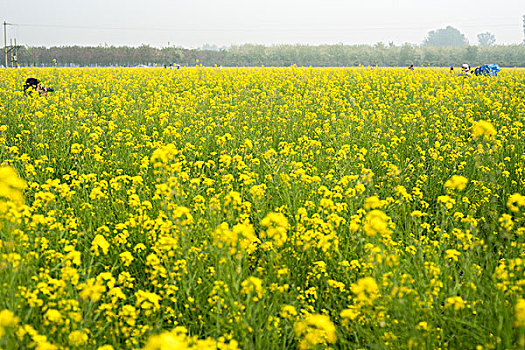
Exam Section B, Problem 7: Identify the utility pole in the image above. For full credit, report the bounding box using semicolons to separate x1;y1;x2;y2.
11;38;18;67
3;21;7;68
3;22;20;68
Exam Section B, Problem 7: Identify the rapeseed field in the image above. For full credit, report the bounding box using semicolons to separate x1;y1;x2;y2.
0;67;524;349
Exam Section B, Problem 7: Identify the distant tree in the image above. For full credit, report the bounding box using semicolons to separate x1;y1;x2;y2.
465;46;478;64
477;32;496;46
398;44;416;66
12;43;525;67
199;44;220;51
523;15;525;44
423;26;468;47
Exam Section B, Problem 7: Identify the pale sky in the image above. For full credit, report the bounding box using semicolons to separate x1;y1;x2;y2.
1;0;524;48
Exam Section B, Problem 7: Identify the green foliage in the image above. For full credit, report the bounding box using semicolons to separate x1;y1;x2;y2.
477;32;496;46
423;26;469;47
13;43;525;68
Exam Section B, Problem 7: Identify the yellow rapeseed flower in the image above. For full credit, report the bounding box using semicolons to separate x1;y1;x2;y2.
119;251;134;266
507;193;525;213
68;330;88;346
437;195;456;210
340;306;360;323
0;309;19;328
363;210;392;237
91;234;110;255
0;166;26;205
260;212;289;248
444;175;468;191
445;296;466;310
241;276;264;301
44;309;63;324
294;314;337;350
351;277;380;306
471;120;496;139
515;298;525;327
281;305;298;320
70;143;83;154
445;249;461;262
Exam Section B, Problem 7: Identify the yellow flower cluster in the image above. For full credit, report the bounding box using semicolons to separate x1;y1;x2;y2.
363;210;392;237
0;166;26;213
444;175;468;191
260;212;289;248
515;298;525;328
240;276;264;302
143;326;238;350
0;310;19;338
471;120;497;139
293;314;337;350
351;277;380;306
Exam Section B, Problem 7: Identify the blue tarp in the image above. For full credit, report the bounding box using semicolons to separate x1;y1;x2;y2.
474;64;501;77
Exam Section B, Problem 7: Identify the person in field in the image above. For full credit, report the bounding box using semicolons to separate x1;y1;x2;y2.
459;64;471;78
23;78;54;96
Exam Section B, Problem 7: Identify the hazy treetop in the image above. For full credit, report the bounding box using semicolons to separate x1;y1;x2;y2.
1;0;524;48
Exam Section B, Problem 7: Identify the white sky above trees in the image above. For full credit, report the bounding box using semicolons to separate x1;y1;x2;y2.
1;0;524;48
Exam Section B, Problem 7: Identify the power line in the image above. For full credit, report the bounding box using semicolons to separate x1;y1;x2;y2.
11;21;521;33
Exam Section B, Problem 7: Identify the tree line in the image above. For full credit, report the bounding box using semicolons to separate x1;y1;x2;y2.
12;43;525;68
